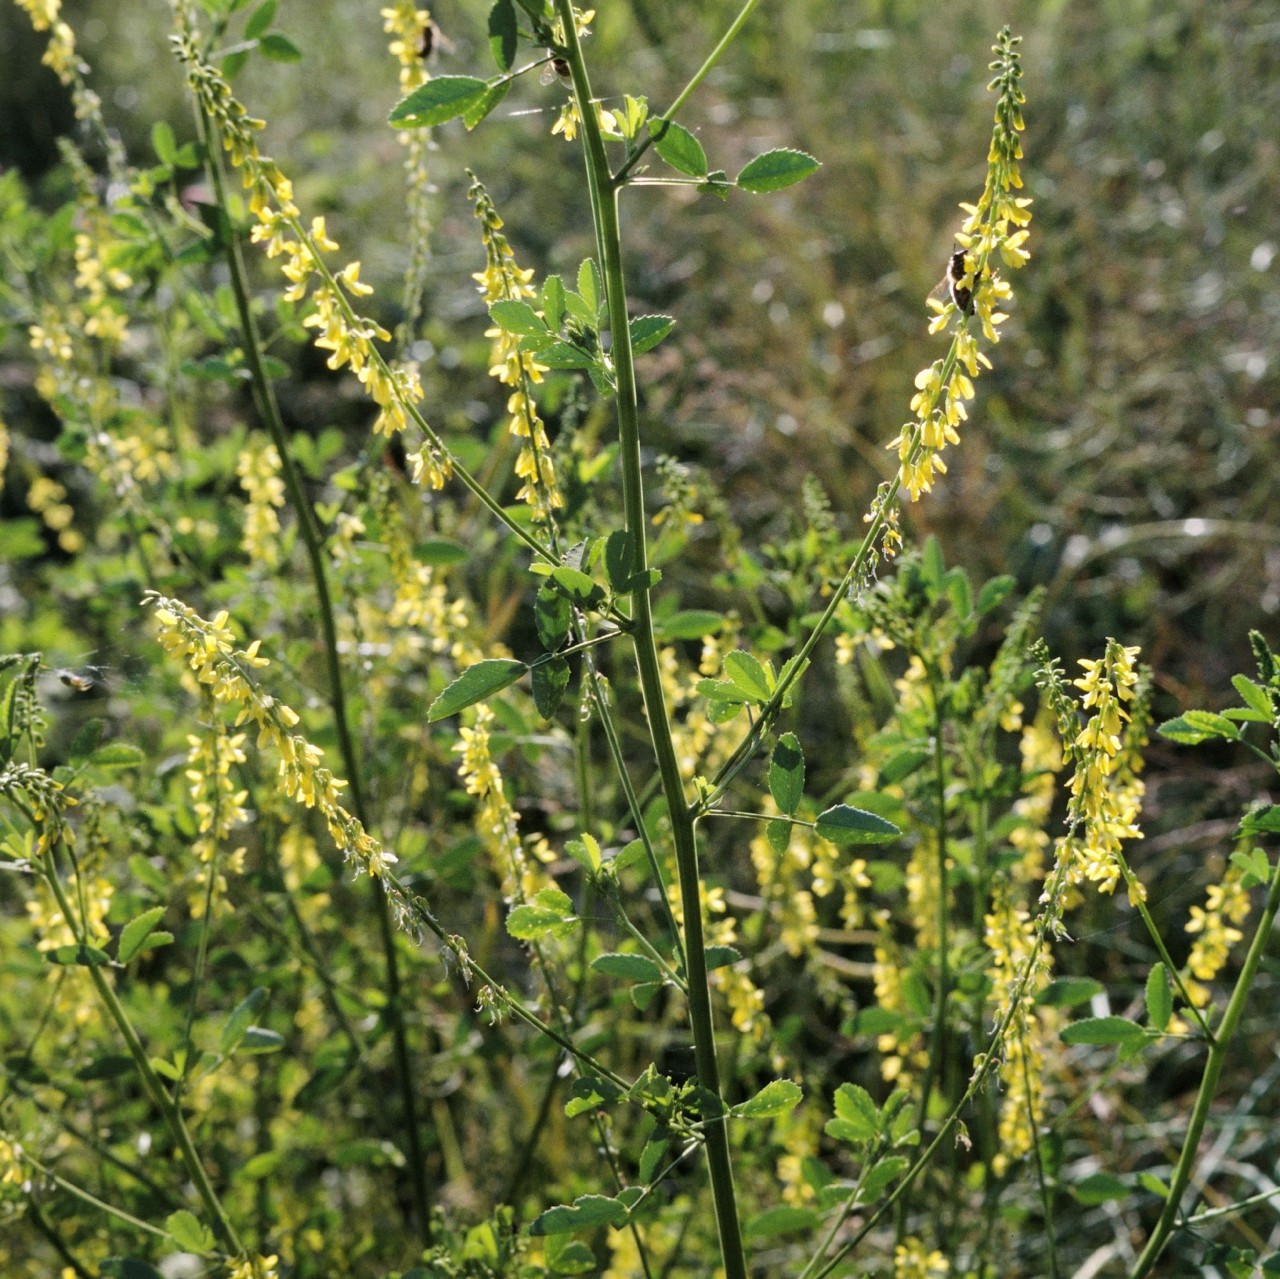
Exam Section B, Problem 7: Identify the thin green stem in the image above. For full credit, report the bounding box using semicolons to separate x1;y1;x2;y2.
555;6;747;1274
40;838;243;1253
1118;855;1213;1040
615;0;763;184
1127;850;1280;1278
195;101;433;1246
903;682;952;1234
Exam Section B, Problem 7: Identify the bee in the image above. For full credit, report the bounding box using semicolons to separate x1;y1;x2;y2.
56;665;108;694
417;20;453;61
540;56;571;86
930;247;979;317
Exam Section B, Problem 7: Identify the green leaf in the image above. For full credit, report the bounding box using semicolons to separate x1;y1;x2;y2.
704;945;742;971
259;32;302;61
487;0;518;71
1158;712;1239;744
566;832;602;873
1073;1172;1130;1205
46;944;111;967
390;76;490;129
240;1027;285;1053
69;717;105;762
862;1155;909;1199
489;299;547;336
219;988;267;1054
463;78;511;130
529;1194;629;1236
413;537;468;566
151;120;178;166
532;656;571;721
530;339;597;371
1061;1016;1146;1047
1232;674;1274;717
592;952;663;983
745;1205;821;1239
1137;1171;1170;1199
428;659;527;721
535;583;572;651
1145;962;1172;1032
768;732;805;816
604;530;635;591
975;574;1016;615
628;313;675;355
1037;977;1104;1008
1241;805;1280;838
244;0;276;40
550;566;605;608
545;1236;596;1274
576;259;601;316
654;609;725;641
815;804;901;846
736;148;821;194
766;817;790;855
89;743;146;769
541;274;566;330
507;893;577;942
639;1135;670;1183
734;1078;802;1119
648;118;708;176
1229;846;1271;888
723;650;773;703
830;1082;879;1141
166;1209;215;1254
117;907;167;965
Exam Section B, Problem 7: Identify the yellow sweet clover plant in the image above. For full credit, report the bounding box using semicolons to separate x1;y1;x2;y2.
4;5;1280;1279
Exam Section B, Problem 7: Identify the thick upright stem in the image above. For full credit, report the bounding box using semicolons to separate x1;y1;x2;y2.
554;7;747;1275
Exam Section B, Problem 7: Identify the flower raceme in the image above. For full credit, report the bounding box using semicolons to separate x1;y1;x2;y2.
145;593;397;885
884;28;1031;508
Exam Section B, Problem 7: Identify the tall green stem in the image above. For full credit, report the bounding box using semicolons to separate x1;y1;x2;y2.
195;103;433;1247
1128;852;1280;1278
554;6;747;1275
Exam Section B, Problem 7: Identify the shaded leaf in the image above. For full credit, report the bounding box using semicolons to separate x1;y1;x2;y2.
259;33;302;61
1145;962;1172;1031
629;314;675;355
604;530;635;591
815;804;900;846
768;732;805;815
745;1205;821;1239
219;987;267;1055
1037;977;1103;1008
654;609;725;640
428;659;526;721
592;952;663;983
532;656;571;721
1061;1016;1145;1046
529;1194;628;1236
1073;1173;1130;1205
487;0;518;70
